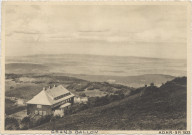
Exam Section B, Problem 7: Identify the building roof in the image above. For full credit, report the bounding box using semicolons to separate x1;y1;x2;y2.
26;90;53;105
46;85;70;98
26;85;74;106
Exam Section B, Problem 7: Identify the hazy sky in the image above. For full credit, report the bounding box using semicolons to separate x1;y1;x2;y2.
4;4;187;59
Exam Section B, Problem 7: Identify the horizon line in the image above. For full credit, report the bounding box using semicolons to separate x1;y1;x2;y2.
5;53;186;60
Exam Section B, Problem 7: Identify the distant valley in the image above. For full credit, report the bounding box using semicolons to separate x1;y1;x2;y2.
6;54;186;76
5;54;186;87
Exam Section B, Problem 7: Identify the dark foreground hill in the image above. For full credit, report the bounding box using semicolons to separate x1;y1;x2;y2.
34;77;187;130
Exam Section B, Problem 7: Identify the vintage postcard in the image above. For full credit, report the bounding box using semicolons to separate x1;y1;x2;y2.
1;1;191;134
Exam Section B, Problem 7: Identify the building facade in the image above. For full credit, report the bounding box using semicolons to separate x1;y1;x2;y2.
26;85;74;116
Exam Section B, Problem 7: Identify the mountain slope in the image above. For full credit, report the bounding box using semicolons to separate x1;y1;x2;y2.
34;77;187;130
6;63;49;74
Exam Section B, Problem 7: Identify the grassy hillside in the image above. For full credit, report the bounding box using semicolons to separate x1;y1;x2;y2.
5;73;134;117
5;98;26;115
34;77;187;130
5;73;133;100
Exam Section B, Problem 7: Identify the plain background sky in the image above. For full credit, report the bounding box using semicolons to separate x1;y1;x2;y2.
4;4;187;59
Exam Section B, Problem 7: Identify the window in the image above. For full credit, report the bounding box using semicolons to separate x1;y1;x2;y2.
39;111;42;115
35;110;38;114
43;111;46;116
55;94;67;100
37;105;42;108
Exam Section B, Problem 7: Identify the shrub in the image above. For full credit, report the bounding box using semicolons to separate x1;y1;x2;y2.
79;93;86;97
150;83;154;86
20;116;31;129
87;93;125;108
5;117;20;130
34;115;52;126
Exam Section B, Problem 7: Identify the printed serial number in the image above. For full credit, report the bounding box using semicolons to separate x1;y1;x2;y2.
159;131;190;134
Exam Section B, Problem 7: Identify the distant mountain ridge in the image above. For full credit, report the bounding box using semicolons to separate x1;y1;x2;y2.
6;53;187;60
5;54;186;87
6;54;186;76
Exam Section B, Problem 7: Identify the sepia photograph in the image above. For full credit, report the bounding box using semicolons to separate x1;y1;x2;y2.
1;1;191;134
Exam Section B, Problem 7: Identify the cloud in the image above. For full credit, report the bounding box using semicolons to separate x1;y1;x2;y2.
4;4;187;59
14;30;40;35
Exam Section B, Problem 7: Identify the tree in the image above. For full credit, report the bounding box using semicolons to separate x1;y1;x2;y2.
150;82;154;86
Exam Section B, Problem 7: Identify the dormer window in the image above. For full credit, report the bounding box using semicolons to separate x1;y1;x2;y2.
54;92;71;100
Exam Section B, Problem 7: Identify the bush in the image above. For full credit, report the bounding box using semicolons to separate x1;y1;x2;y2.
79;93;86;97
150;82;155;86
10;86;14;89
5;117;20;130
34;115;52;127
86;93;125;108
20;116;31;129
5;74;21;80
67;103;89;114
